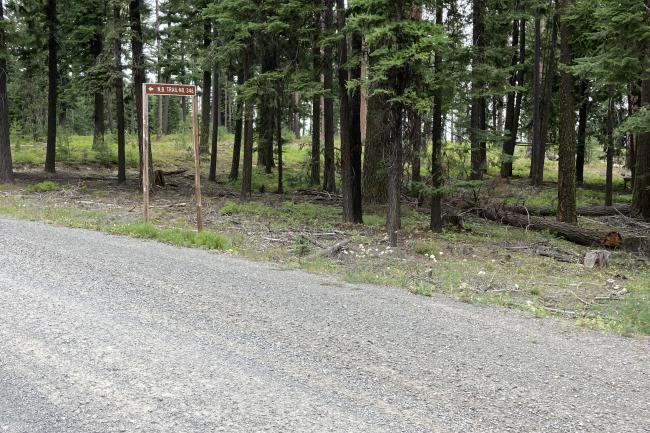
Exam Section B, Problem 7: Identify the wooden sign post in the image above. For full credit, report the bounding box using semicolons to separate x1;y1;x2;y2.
142;83;203;231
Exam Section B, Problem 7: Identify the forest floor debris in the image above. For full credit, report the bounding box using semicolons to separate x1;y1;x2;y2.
1;162;649;336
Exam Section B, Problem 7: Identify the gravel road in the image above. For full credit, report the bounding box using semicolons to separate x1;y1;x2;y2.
0;218;648;433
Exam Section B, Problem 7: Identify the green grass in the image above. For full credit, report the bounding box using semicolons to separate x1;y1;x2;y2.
26;181;61;193
111;223;228;250
0;196;229;252
220;200;340;225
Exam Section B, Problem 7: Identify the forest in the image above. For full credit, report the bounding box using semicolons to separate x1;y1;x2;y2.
0;0;649;332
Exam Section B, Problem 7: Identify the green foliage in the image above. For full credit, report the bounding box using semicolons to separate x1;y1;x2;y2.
113;223;229;250
412;239;440;256
26;181;61;193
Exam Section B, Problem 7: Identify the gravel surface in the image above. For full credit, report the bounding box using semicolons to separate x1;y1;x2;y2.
0;218;648;433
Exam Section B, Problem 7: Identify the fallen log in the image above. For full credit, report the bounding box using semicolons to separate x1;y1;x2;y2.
307;239;350;259
154;169;187;187
502;203;631;217
480;206;623;248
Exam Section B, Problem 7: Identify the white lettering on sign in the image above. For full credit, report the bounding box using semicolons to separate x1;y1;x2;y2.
145;84;196;96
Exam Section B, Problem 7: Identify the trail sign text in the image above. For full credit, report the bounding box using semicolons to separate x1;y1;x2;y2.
145;84;196;96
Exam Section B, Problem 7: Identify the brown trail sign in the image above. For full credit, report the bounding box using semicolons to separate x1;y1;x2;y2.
142;83;203;231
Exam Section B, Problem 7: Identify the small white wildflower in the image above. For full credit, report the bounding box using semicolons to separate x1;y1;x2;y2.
478;270;486;276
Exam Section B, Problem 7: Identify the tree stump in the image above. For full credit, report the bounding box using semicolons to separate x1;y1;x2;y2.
583;250;611;268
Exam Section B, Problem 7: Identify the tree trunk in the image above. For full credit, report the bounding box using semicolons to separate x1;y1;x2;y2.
363;91;390;203
348;32;363;223
155;0;162;140
310;11;322;187
322;0;336;193
44;0;57;173
410;111;422;185
209;66;220;182
501;18;519;178
470;0;486;180
387;106;403;247
502;203;631;217
576;81;588;185
229;99;243;181
129;0;150;185
241;43;254;201
557;0;577;223
0;0;13;183
200;19;212;154
114;5;126;183
605;96;614;206
257;43;276;173
530;12;543;184
431;2;443;232
360;40;368;144
631;15;650;217
481;206;624;248
292;92;301;138
339;0;360;223
91;32;104;152
532;14;558;186
276;88;284;194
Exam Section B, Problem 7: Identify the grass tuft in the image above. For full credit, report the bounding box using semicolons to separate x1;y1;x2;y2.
26;181;61;193
111;223;229;251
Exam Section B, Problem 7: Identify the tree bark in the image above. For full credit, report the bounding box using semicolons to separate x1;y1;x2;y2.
348;32;363;223
200;20;212;155
291;92;301;138
363;91;390;203
0;0;13;183
155;0;162;140
481;206;624;248
322;0;336;193
530;12;543;184
470;0;486;180
631;0;650;218
531;13;558;186
502;203;631;217
257;43;276;173
114;5;126;183
557;0;577;223
241;43;254;201
576;81;588;185
276;87;284;194
387;106;403;246
229;99;243;181
129;0;150;185
501;18;520;178
431;2;444;232
310;11;322;186
501;17;525;178
410;111;422;185
44;0;57;173
209;66;220;182
605;96;614;206
91;31;104;152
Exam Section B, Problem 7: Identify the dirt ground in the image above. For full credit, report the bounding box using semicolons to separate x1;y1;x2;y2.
2;162;649;335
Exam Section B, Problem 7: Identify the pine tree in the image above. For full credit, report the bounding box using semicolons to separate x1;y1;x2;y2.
556;0;577;223
44;0;57;173
0;0;13;183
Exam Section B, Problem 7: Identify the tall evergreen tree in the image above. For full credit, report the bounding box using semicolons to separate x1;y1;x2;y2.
557;0;577;223
0;0;13;183
44;0;57;173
